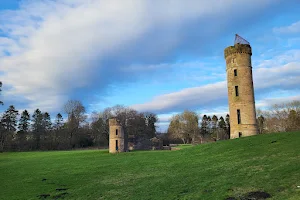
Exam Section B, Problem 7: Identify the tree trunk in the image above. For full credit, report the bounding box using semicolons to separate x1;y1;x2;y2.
181;138;186;144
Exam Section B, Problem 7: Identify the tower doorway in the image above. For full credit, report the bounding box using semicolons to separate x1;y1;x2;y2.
116;140;118;151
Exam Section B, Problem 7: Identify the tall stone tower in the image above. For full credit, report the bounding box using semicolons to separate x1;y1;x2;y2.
224;34;258;139
109;118;127;153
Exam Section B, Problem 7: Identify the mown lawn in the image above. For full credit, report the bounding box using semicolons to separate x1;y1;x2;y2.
1;131;300;200
176;144;193;149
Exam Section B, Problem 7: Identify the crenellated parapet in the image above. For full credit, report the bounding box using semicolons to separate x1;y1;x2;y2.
109;118;120;126
224;43;252;59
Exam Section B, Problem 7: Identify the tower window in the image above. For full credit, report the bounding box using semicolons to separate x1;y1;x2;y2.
237;109;241;124
234;69;237;76
235;86;239;96
116;129;118;135
232;58;236;63
116;140;118;151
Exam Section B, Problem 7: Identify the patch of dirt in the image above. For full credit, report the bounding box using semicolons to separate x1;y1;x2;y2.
241;191;271;200
56;188;68;191
37;194;50;199
225;197;237;200
226;191;271;200
52;192;68;199
179;189;189;194
276;187;285;192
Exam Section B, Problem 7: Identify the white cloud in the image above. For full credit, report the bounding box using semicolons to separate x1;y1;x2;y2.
256;49;300;68
156;94;300;132
254;61;300;90
273;20;300;34
149;49;300;131
0;0;277;113
132;50;300;113
256;95;300;108
132;81;227;113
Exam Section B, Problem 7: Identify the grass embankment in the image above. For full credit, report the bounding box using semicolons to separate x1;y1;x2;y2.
1;131;300;200
176;144;193;149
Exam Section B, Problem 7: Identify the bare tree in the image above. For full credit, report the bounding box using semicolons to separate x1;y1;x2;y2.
168;114;186;143
64;100;86;124
90;111;107;146
167;110;200;144
64;100;87;148
258;100;300;133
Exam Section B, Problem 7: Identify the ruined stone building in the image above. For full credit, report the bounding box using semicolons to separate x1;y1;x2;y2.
224;34;258;139
109;118;127;153
108;118;163;153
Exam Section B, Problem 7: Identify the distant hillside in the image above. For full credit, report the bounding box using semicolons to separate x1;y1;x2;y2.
1;131;300;200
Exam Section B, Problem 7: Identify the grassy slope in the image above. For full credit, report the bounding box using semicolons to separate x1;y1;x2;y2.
1;132;300;200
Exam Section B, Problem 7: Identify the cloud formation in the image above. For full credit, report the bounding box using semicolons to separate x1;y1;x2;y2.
0;0;280;113
273;20;300;34
132;50;300;113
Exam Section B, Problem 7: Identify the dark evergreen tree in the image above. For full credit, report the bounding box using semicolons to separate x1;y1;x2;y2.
207;116;212;135
32;109;44;149
1;105;19;132
211;115;218;131
18;110;30;133
200;115;208;135
218;116;226;130
54;113;64;130
52;113;65;149
0;105;19;152
32;109;44;132
43;112;52;131
91;116;106;146
217;116;228;140
143;112;158;138
225;114;230;138
17;110;30;150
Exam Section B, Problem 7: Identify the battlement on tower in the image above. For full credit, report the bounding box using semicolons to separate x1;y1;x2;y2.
224;43;252;59
109;118;120;126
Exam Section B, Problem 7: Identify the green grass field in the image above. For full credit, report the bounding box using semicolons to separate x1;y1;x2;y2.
1;132;300;200
176;144;193;149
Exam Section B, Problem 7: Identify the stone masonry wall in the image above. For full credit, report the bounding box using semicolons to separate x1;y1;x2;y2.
225;44;258;139
109;118;126;153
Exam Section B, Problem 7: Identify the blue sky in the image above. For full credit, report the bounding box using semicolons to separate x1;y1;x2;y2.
0;0;300;131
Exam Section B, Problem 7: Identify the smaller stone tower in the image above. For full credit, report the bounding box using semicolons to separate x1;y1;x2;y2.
109;118;126;153
224;34;258;139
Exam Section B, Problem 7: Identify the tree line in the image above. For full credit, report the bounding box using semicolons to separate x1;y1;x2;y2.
1;81;299;151
167;110;230;144
256;100;300;134
167;100;300;144
0;81;158;152
0;102;158;152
